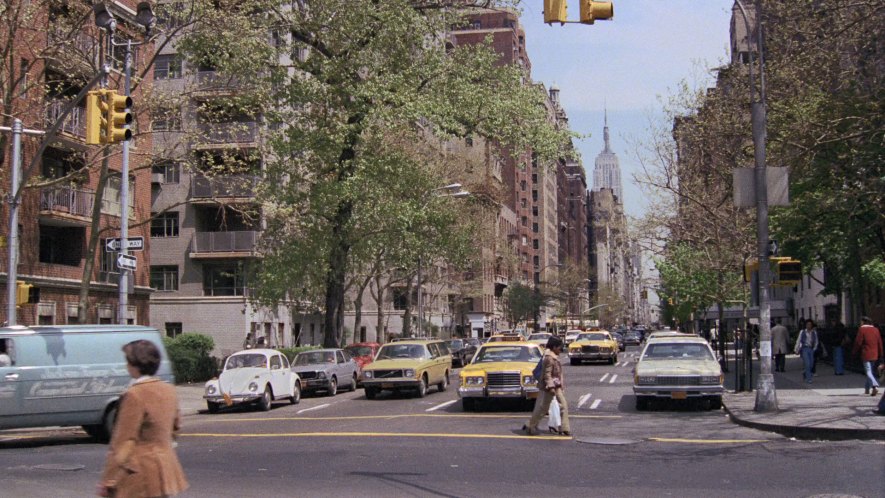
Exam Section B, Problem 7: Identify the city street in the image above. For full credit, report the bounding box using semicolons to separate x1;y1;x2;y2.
3;347;882;497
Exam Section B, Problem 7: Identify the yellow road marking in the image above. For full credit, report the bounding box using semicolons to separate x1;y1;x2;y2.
182;431;571;440
198;414;621;422
648;437;767;444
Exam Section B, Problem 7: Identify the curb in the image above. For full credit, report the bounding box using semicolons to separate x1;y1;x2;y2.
722;402;885;441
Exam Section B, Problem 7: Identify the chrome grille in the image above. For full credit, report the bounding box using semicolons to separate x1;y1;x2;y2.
655;376;701;386
297;371;318;379
373;369;404;379
582;345;600;353
487;371;521;388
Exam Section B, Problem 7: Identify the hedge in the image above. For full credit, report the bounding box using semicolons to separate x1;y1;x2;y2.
164;333;218;384
278;346;321;363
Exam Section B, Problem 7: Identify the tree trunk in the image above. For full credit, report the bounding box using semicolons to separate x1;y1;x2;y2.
402;276;414;338
372;274;386;343
352;275;371;344
322;200;353;348
78;154;111;323
717;301;728;373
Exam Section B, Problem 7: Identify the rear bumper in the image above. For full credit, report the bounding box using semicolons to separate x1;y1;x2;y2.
632;385;724;397
569;351;614;360
302;378;332;390
204;394;260;404
458;386;539;399
362;379;421;390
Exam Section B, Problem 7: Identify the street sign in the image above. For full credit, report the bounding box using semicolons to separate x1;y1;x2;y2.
769;239;779;256
105;237;144;252
117;254;137;271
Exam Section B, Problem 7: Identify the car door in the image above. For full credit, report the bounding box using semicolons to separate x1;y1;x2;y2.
425;343;441;384
0;336;21;424
341;350;357;379
269;354;287;397
334;351;348;384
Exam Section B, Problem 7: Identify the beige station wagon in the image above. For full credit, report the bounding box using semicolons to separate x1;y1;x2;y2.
360;340;452;399
633;335;723;411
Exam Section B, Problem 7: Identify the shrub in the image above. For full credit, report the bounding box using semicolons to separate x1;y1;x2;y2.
278;345;321;363
164;333;218;384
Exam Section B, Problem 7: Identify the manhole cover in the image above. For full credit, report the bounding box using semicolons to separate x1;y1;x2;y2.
33;464;85;471
576;437;640;445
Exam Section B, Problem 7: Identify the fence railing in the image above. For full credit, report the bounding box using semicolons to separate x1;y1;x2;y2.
39;186;95;218
191;175;259;199
46;100;86;139
197;121;259;144
192;231;258;253
196;70;247;90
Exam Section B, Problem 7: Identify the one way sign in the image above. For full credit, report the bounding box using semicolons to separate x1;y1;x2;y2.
105;237;144;252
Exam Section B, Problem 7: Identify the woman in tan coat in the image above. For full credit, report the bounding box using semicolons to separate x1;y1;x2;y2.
523;335;570;436
98;340;188;498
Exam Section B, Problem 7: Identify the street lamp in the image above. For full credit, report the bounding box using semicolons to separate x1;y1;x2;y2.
416;185;470;337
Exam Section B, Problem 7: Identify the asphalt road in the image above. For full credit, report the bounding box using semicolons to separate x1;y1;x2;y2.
2;347;883;497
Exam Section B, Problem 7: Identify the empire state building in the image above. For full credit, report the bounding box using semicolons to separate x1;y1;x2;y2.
592;112;623;203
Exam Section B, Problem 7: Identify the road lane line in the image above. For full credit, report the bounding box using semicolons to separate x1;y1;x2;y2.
648;437;767;444
609;374;618;384
599;373;609;382
426;400;458;412
589;399;602;410
192;413;622;422
296;403;330;414
577;393;592;408
181;432;572;441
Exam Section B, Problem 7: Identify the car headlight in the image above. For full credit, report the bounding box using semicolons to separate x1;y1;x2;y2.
363;371;373;379
636;376;656;385
700;375;721;385
317;371;326;379
523;375;536;385
466;376;484;385
248;382;258;392
206;385;217;395
404;369;416;378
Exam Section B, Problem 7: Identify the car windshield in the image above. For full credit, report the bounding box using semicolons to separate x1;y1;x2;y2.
577;333;608;341
344;346;374;357
294;351;336;365
376;344;428;360
642;343;714;361
225;354;268;370
528;334;550;341
448;340;463;349
474;346;540;363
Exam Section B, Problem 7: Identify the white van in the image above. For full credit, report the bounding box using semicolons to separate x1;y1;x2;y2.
0;325;173;440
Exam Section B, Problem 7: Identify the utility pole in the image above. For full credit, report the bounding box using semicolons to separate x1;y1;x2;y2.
118;40;133;325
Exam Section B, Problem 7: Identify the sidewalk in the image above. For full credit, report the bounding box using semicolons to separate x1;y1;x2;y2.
176;384;207;417
723;354;885;440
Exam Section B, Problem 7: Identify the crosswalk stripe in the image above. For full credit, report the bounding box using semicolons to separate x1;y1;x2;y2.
426;400;458;412
296;403;330;414
577;393;592;408
590;399;602;410
609;374;618;384
600;373;609;382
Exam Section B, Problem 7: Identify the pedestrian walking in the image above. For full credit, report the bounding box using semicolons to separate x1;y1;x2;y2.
523;336;570;436
770;319;789;372
852;316;883;396
830;319;848;375
98;340;188;498
794;319;820;384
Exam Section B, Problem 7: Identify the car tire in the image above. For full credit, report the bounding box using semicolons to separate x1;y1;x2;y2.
709;396;722;411
290;382;301;404
438;371;449;392
635;396;650;411
416;375;428;398
97;404;118;443
82;424;102;439
365;386;378;400
207;401;220;413
610;356;617;365
348;374;357;392
570;358;579;366
258;386;272;411
462;397;475;412
327;377;338;397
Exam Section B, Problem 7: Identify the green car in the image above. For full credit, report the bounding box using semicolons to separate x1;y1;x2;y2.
360;340;452;399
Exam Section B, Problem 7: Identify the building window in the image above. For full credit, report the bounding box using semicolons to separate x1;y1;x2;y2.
150;265;179;291
392;288;408;311
165;322;183;338
39;224;83;266
532;223;539;233
520;180;526;191
531;190;538;202
151;212;179;237
154;54;182;79
531;173;537;183
152;106;181;131
533;239;539;250
152;162;180;184
532;206;539;217
19;59;28;98
521;216;527;227
203;263;247;296
472;21;481;29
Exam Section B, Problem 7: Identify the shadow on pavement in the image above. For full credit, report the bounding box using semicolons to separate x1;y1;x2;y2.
349;471;460;498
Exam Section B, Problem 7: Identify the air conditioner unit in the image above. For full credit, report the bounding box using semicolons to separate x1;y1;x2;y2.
151;173;164;184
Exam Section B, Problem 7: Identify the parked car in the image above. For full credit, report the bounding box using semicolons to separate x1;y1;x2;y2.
0;325;174;441
458;341;542;411
291;349;359;396
527;332;552;350
610;331;626;352
568;331;619;365
360;340;452;399
448;338;479;367
204;349;301;413
344;342;381;372
633;336;724;411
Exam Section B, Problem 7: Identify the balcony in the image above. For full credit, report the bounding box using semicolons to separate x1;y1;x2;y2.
194;122;259;148
195;70;248;93
46;100;86;140
191;175;259;202
39;186;95;225
190;231;259;259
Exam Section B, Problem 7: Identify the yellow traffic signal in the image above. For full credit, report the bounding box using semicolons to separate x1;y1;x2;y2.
580;0;613;24
85;90;108;145
104;90;133;143
544;0;568;25
16;281;32;306
775;259;802;285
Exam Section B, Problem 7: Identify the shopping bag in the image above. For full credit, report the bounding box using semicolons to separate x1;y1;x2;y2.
548;397;561;428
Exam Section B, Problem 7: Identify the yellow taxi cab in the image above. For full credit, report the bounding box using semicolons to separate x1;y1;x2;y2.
360;340;452;399
526;332;552;350
486;333;524;343
567;330;619;365
458;341;542;411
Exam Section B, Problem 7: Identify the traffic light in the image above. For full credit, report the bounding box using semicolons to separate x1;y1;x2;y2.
640;289;648;300
15;281;32;306
580;0;613;24
85;90;108;145
105;90;133;143
775;259;802;285
544;0;568;25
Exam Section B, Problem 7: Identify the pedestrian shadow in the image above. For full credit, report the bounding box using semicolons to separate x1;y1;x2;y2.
617;394;719;413
349;471;460;498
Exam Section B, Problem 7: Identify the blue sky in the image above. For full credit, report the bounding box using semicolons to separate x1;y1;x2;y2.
518;1;734;218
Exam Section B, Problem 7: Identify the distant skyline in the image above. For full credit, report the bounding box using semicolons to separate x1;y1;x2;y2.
518;1;734;218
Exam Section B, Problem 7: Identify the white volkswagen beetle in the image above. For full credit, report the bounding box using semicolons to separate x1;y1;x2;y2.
204;349;301;413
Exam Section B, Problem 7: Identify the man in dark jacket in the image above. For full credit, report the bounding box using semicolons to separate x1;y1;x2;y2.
852;316;883;396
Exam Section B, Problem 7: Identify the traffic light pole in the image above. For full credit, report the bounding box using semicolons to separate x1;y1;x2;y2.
118;40;132;325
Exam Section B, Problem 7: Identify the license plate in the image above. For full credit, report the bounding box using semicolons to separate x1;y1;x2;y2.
527;392;539;399
671;391;687;400
381;383;394;389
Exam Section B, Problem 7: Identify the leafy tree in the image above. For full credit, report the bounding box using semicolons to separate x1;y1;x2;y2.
503;281;543;327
